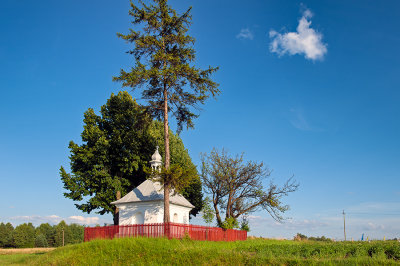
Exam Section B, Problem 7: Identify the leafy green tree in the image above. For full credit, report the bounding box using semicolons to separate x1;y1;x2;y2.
240;216;250;232
308;235;332;242
61;91;152;225
201;197;215;226
201;148;299;227
34;234;48;247
36;223;55;247
67;224;84;244
113;0;219;223
61;91;203;223
0;223;5;247
53;222;84;246
13;223;35;248
0;222;14;248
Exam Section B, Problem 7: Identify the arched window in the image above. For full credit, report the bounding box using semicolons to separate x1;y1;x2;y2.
132;212;144;224
173;213;178;223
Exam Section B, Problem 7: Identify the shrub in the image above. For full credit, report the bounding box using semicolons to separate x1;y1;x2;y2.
221;218;239;230
293;233;308;241
385;243;400;260
368;245;386;259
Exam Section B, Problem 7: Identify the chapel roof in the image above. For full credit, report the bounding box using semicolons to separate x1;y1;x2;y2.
111;179;195;208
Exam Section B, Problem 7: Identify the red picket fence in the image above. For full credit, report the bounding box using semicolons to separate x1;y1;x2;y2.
84;223;247;242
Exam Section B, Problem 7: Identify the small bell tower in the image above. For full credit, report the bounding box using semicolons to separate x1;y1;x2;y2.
150;146;162;172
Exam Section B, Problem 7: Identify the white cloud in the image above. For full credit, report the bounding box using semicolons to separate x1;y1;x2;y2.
68;216;100;225
289;108;321;131
9;215;103;225
236;28;254;40
269;9;327;60
364;222;385;231
10;215;62;224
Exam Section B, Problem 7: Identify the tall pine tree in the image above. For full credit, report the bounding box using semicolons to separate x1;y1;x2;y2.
61;91;202;224
114;0;219;223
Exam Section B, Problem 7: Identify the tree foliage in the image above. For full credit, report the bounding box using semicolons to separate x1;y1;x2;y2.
147;121;203;216
60;91;203;223
60;91;151;224
53;221;82;247
113;0;218;223
293;233;333;242
34;234;48;248
0;221;85;248
36;223;55;247
201;148;299;227
146;164;195;196
0;222;14;248
67;224;86;245
201;197;215;226
13;223;35;248
113;0;219;132
221;217;239;230
240;216;250;232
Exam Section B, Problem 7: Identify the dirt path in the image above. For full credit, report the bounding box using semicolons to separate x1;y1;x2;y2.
0;248;55;255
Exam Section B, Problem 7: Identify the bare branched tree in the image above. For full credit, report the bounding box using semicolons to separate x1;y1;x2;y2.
200;148;299;227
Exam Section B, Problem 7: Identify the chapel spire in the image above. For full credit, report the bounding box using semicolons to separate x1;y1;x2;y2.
150;146;162;171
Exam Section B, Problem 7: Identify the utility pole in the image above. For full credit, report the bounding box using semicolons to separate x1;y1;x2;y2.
342;210;346;241
62;228;65;247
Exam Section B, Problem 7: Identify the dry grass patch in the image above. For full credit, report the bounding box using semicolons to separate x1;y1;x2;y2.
0;248;55;255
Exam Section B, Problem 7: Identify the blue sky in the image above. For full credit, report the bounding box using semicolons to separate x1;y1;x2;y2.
1;0;399;240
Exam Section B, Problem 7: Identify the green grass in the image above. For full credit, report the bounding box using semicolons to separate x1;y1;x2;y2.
0;253;45;265
2;238;400;265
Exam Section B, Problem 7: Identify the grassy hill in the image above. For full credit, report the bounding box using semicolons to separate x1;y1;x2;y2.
1;237;400;265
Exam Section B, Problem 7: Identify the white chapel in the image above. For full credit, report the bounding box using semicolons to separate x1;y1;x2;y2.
111;147;194;225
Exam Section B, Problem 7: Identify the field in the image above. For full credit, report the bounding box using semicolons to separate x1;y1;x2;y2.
0;238;399;265
0;248;54;265
0;248;55;255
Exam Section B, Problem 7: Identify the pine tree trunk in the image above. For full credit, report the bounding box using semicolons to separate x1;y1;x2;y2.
163;87;170;225
161;15;170;228
113;190;121;225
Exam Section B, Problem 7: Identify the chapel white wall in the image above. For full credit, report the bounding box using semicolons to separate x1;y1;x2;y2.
117;201;192;225
169;204;191;224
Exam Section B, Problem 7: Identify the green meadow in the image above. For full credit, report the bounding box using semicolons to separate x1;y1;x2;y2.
1;238;399;265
